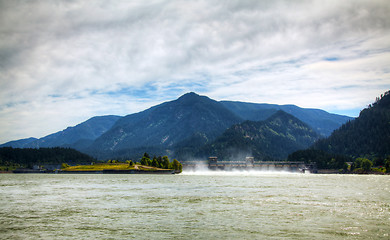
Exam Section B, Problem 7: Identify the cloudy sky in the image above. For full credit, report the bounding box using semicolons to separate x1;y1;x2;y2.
0;0;389;143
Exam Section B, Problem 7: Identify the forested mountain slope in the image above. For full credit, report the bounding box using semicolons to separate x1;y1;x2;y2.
196;110;320;160
1;92;353;160
88;92;243;158
221;101;352;137
313;91;390;158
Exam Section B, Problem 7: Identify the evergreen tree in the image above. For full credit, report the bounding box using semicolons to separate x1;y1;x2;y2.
151;157;158;167
140;154;151;166
143;152;150;159
361;159;373;172
342;162;349;173
128;160;134;167
172;159;182;173
157;156;163;168
162;156;170;169
385;157;390;173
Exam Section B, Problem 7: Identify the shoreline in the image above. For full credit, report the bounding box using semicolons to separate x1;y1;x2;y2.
317;169;389;175
9;169;176;174
2;169;388;175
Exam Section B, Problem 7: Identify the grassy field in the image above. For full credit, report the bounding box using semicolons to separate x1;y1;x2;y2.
62;163;167;171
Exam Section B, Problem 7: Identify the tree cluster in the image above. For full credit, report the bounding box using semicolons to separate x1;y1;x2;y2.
288;149;390;173
351;158;373;173
140;153;182;172
287;149;352;169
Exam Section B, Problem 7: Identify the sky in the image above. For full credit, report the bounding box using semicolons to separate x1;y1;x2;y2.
0;0;390;144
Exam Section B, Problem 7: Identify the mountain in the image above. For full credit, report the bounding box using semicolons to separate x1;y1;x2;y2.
88;92;243;158
1;115;121;150
196;110;320;161
312;90;390;158
221;101;352;137
0;137;38;148
2;92;352;160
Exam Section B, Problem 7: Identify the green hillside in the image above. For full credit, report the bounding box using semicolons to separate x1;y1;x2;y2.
313;91;390;159
197;110;320;161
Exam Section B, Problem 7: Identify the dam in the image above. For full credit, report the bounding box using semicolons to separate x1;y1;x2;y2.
183;157;317;173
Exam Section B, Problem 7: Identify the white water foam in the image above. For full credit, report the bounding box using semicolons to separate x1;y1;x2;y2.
181;169;302;176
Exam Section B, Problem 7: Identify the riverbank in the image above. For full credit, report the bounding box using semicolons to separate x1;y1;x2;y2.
4;166;388;175
60;169;175;174
10;163;179;174
317;169;389;175
10;169;176;174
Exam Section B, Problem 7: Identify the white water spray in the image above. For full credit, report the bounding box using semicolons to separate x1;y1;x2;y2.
181;169;302;176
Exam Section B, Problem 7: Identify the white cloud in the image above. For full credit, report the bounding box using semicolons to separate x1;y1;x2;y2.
0;0;390;143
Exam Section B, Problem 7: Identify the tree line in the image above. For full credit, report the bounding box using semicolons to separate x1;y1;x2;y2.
139;153;182;172
288;149;390;173
0;147;95;169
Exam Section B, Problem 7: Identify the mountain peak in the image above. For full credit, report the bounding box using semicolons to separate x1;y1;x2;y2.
89;91;242;158
267;110;296;122
182;92;199;97
177;92;201;101
270;109;289;117
175;92;214;106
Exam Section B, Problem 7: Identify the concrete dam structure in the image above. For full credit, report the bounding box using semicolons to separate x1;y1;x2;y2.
183;157;317;173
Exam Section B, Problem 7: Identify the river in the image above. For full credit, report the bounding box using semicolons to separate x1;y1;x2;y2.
0;172;389;239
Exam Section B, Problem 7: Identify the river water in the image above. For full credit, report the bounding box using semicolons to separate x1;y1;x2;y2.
0;172;389;239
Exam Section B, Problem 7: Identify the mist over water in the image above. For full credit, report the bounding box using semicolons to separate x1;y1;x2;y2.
182;160;308;175
181;169;301;176
1;174;389;239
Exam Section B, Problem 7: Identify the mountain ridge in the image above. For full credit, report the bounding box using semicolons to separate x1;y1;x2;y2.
87;92;243;158
1;92;352;160
312;90;390;158
220;101;352;136
0;137;38;148
194;110;320;161
1;115;121;150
